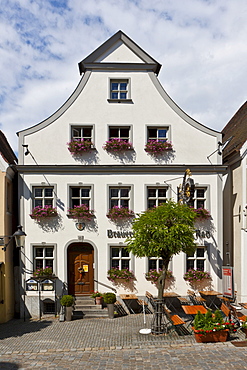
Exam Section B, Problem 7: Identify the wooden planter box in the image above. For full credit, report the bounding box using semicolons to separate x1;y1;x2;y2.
193;328;229;343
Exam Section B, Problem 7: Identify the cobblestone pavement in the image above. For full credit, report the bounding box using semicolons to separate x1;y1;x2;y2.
0;314;247;369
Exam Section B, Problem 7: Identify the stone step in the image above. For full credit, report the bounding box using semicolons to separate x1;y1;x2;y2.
75;304;103;310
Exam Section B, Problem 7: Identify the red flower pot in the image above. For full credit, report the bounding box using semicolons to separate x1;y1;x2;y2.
193;329;229;343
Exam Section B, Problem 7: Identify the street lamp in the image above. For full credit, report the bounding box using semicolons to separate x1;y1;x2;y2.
1;225;26;251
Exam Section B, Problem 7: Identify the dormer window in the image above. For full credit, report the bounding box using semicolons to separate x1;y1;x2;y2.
110;80;128;99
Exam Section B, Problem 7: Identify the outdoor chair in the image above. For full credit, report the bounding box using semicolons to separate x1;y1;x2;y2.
229;304;247;327
114;301;128;317
137;299;153;314
177;296;190;305
163;307;191;335
220;302;231;322
187;290;207;306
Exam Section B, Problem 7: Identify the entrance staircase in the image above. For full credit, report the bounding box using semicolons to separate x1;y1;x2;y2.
73;296;109;319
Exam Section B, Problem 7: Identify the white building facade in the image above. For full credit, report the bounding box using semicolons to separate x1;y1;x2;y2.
17;31;226;318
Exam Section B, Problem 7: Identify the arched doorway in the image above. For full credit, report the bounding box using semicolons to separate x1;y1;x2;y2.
67;242;94;295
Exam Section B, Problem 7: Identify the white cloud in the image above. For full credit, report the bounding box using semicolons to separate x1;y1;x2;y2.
0;0;247;153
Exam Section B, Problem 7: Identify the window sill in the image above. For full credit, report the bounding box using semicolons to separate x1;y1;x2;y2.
107;99;133;104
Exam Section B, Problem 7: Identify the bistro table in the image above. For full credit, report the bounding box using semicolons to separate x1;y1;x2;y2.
199;290;223;309
120;294;141;314
182;304;208;326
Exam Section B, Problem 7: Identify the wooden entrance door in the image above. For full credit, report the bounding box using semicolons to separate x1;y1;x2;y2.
68;243;94;295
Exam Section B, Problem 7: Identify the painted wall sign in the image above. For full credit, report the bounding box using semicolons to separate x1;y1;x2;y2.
107;229;134;239
195;229;211;239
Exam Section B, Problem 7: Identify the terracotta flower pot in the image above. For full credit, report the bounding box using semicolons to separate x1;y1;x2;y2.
95;296;103;305
193;328;229;343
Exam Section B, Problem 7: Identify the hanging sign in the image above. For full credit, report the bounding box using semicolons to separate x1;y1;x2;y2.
83;265;89;272
222;266;234;298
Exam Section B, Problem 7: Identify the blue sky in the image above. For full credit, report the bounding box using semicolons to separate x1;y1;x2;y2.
1;0;247;153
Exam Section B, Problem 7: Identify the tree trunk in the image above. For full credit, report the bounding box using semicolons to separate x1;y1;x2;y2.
157;259;170;300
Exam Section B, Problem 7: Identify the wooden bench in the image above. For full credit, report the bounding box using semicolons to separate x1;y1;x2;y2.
164;308;190;335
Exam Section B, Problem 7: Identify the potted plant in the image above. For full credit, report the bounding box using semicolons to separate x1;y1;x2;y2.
106;206;134;222
183;269;211;284
241;317;247;338
145;269;173;285
192;309;237;343
91;291;103;305
192;207;211;221
60;295;74;321
67;139;93;155
144;140;173;155
107;268;136;283
103;138;133;153
33;266;53;278
103;292;116;319
30;205;58;220
67;204;94;221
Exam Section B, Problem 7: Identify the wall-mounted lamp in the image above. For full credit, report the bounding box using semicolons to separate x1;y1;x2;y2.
0;225;26;251
22;144;30;156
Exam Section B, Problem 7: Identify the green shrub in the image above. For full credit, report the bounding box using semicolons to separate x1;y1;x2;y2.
60;295;74;307
103;292;116;304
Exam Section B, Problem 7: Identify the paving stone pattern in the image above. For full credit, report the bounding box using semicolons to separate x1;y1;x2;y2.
0;315;247;369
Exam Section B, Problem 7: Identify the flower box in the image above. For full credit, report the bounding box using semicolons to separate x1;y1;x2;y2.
144;140;173;155
103;138;133;153
183;269;211;283
192;207;211;221
67;139;93;155
193;328;229;343
67;204;94;221
30;206;58;220
107;268;136;283
33;267;53;277
107;206;134;222
145;269;173;284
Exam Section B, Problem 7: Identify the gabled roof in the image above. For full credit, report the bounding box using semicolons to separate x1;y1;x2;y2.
222;101;247;160
78;30;161;75
0;131;17;165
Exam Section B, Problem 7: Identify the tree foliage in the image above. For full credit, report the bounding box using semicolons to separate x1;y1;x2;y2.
126;200;197;299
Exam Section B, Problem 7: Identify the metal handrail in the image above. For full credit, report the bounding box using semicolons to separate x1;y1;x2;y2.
94;279;117;293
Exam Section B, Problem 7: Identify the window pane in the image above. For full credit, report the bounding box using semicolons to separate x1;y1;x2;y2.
36;248;43;257
34;188;43;197
72;128;81;138
111;248;119;258
148;189;156;197
111;92;118;99
197;200;205;209
121;260;129;269
111;260;119;268
197;189;205;198
81;188;90;197
36;260;43;269
120;83;127;90
120;128;129;137
148;260;156;270
120;189;129;197
187;260;194;270
45;188;53;197
45;248;54;257
72;199;80;207
35;200;43;207
196;260;204;270
120;199;129;207
109;128;119;138
45;260;53;269
81;199;90;207
71;188;80;197
148;200;156;208
158;189;167;197
158;200;166;206
111;82;118;90
148;128;157;138
196;248;205;258
120;92;126;99
110;189;119;197
44;199;53;206
83;128;92;137
158;129;167;138
110;199;119;208
121;248;129;257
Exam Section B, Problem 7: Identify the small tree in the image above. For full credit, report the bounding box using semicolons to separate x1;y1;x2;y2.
126;200;197;300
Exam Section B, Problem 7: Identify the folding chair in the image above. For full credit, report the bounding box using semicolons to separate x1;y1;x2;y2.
146;291;156;311
220;303;231;322
163;307;191;335
187;290;207;306
229;304;247;327
137;299;153;314
114;301;128;317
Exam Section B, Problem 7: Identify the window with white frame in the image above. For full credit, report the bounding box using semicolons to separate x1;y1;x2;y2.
71;126;93;142
70;186;91;208
33;246;54;272
109;187;131;209
109;126;130;143
148;257;163;271
33;187;54;208
110;246;130;269
188;187;207;209
186;246;206;271
147;127;168;142
110;80;128;100
147;187;168;209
